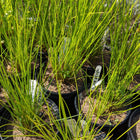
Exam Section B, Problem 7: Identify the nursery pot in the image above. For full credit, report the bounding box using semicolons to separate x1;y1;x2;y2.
0;99;60;140
44;87;84;118
0;106;11;139
127;107;140;140
0;106;11;128
74;93;132;140
43;79;92;117
36;61;95;117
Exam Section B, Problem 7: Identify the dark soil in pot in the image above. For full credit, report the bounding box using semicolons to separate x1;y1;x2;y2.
89;49;111;69
127;108;140;140
43;64;86;94
0;99;59;140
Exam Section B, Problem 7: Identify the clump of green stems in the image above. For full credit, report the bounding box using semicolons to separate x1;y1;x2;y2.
81;0;140;130
105;0;140;108
76;0;140;139
0;0;139;139
35;0;117;81
0;0;61;139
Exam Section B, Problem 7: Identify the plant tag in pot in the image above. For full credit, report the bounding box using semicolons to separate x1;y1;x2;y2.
80;120;89;134
67;119;82;138
58;37;71;63
0;134;3;140
91;65;102;90
102;27;111;51
29;80;43;104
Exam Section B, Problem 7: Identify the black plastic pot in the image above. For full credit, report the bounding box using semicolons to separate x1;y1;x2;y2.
43;70;93;117
74;93;132;140
36;61;95;117
38;61;109;117
36;50;110;117
0;106;11;138
127;107;140;140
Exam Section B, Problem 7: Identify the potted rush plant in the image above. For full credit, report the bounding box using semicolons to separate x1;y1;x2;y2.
0;1;62;139
0;0;41;77
0;77;60;140
74;1;140;139
35;0;115;117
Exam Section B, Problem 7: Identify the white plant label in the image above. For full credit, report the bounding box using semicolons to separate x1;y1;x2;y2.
80;120;88;132
91;65;102;90
67;119;82;137
29;80;42;103
103;27;111;51
0;134;3;140
58;37;70;62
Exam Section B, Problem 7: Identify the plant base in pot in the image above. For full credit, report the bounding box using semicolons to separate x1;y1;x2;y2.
37;62;95;117
74;89;132;139
0;99;60;140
